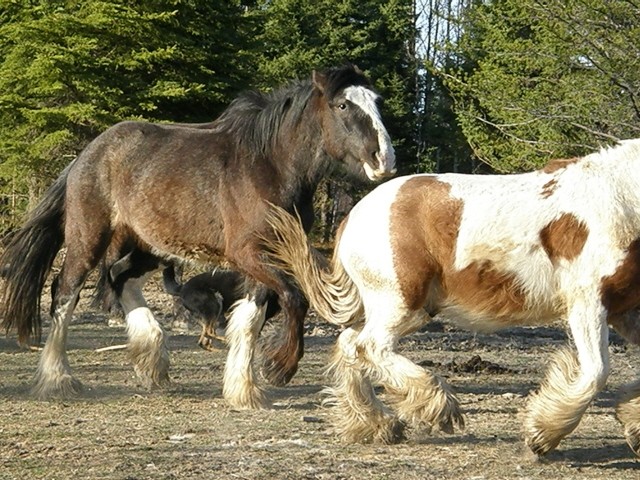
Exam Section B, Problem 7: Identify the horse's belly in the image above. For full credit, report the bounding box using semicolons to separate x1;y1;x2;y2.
438;300;562;333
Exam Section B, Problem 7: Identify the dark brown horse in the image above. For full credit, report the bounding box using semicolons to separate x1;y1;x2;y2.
0;65;396;408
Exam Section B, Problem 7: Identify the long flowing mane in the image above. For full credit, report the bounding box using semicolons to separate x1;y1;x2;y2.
212;82;313;156
213;65;372;157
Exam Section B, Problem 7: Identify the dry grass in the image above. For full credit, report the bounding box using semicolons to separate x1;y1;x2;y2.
1;273;639;479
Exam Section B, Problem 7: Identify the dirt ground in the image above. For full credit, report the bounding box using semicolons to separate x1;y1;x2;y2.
1;273;639;480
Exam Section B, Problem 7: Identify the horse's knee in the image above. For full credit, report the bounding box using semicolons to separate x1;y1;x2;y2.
524;347;602;456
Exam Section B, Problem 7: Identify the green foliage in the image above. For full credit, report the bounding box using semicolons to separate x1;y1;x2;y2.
442;0;640;172
0;0;254;211
254;0;418;172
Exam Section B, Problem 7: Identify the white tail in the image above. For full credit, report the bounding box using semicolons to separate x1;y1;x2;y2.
263;205;362;326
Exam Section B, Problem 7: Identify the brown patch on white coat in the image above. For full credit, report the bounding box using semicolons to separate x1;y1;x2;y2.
389;177;589;331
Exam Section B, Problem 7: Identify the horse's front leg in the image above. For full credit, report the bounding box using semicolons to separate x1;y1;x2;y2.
222;247;304;408
110;250;169;389
260;285;308;386
223;287;269;409
523;296;610;456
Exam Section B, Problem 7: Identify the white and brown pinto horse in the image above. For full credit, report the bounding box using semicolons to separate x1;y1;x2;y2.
264;139;640;458
0;65;396;408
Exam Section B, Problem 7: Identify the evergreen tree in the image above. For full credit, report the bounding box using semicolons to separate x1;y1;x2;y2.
442;0;640;172
0;0;254;227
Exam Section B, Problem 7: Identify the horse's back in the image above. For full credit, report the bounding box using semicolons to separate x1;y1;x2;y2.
65;120;232;260
337;168;626;329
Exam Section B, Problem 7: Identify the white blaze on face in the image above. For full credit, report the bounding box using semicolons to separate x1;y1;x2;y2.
343;86;396;180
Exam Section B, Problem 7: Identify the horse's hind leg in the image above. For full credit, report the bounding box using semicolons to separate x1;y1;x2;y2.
616;381;640;457
610;310;640;456
524;299;609;456
110;249;169;388
327;326;404;444
357;305;463;436
35;236;110;398
35;272;84;399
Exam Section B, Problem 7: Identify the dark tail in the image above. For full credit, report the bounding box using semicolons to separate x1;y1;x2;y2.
162;264;183;297
0;164;72;344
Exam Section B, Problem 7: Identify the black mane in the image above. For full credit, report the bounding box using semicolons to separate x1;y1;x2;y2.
322;64;372;100
213;81;314;157
213;65;370;157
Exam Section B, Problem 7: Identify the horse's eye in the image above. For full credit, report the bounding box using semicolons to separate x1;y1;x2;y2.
337;103;347;111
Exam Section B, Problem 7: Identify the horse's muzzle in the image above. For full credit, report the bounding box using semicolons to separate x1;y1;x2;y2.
364;150;397;181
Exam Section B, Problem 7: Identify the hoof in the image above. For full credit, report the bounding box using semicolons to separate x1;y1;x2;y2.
260;358;297;387
224;385;271;410
524;428;562;457
437;410;465;434
32;374;83;400
338;413;406;444
378;417;406;444
135;367;171;390
623;423;640;457
387;378;465;435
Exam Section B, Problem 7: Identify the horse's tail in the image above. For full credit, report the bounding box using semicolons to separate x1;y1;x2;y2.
263;205;362;327
162;264;183;297
0;164;72;344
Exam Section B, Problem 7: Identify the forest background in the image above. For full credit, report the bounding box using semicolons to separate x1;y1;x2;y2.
0;0;638;239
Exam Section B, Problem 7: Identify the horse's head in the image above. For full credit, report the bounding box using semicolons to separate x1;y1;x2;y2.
312;65;396;181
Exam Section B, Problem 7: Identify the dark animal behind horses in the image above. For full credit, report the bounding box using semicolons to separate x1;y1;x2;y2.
161;264;280;350
0;64;396;408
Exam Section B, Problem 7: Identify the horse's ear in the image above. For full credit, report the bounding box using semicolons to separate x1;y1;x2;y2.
352;63;364;75
312;70;327;94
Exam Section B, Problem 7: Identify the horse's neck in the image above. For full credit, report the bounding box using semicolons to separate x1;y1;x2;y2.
276;124;331;187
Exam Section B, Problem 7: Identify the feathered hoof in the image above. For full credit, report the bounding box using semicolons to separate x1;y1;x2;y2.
31;374;83;400
523;426;562;457
389;380;465;435
134;363;171;390
131;344;171;390
137;372;171;390
337;412;406;445
224;384;272;410
621;422;640;457
436;409;465;434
